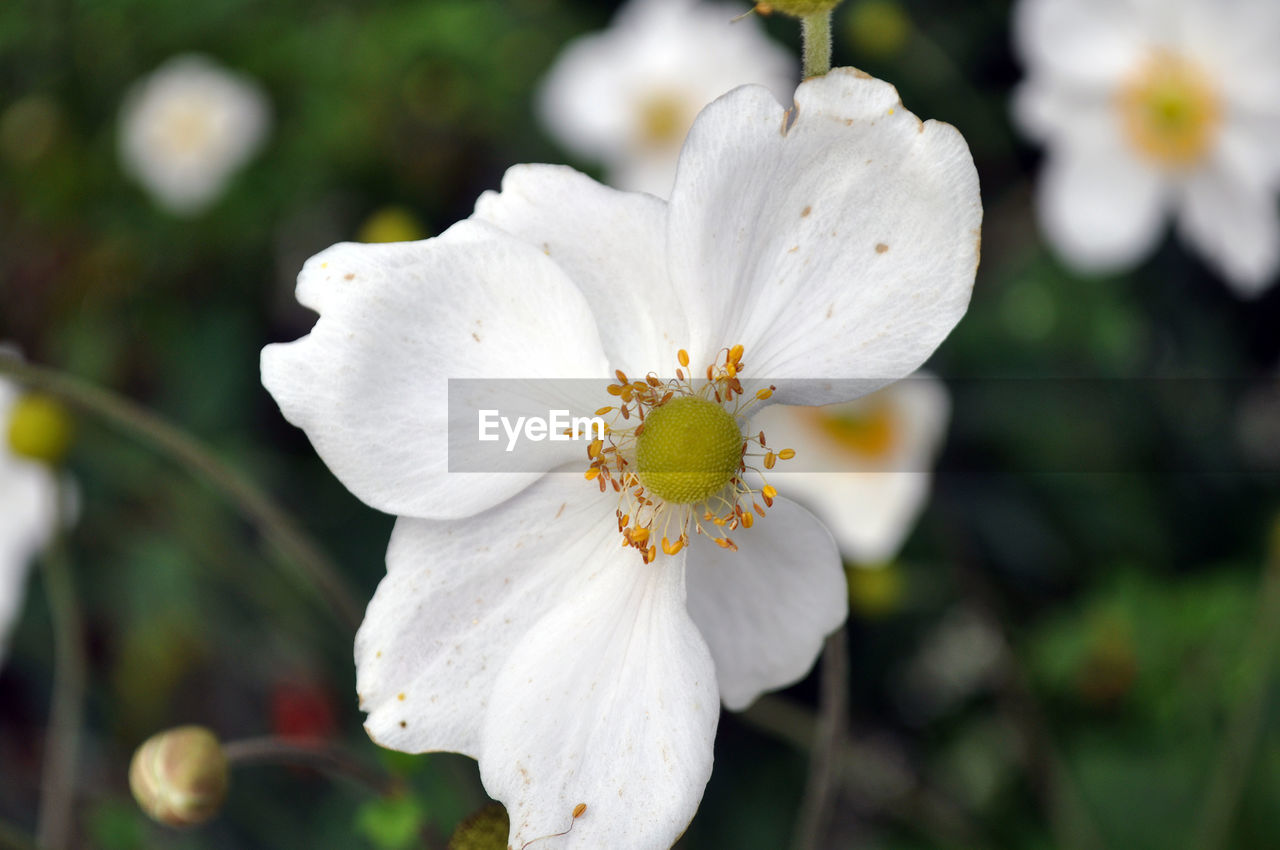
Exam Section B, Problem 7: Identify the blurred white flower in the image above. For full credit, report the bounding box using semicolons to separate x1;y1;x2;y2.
264;69;980;850
751;374;949;565
1012;0;1280;295
118;55;270;215
538;0;795;197
0;375;60;664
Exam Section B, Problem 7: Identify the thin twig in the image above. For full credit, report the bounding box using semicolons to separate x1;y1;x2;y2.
222;737;400;798
1190;542;1280;850
0;358;364;632
790;628;849;850
35;489;85;850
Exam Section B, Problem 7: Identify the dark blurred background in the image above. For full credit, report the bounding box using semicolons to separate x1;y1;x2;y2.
2;0;1279;848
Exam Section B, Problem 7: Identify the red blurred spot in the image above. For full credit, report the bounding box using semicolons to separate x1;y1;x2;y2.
270;680;337;742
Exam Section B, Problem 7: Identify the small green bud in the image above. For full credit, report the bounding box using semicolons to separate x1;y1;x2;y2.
7;393;74;465
847;0;911;59
128;726;229;828
846;563;903;618
757;0;845;18
358;206;428;244
448;804;509;850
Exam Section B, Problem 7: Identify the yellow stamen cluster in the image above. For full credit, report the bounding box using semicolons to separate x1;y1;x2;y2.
584;346;794;563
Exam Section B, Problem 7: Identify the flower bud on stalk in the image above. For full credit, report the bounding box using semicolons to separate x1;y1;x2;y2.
755;0;845;16
129;726;229;827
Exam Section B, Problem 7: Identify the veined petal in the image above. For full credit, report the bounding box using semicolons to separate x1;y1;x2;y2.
1037;144;1169;274
479;547;718;850
1177;168;1280;296
355;472;619;757
472;165;687;376
667;70;981;405
261;219;611;521
685;496;846;710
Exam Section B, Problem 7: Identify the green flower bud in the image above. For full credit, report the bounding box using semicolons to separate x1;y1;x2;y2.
847;563;903;618
358;206;428;244
448;804;509;850
847;0;911;59
128;726;229;828
757;0;845;18
7;393;73;465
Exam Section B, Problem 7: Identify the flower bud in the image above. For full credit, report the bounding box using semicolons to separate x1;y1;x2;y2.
7;393;74;465
358;206;427;244
448;803;509;850
129;726;229;827
756;0;845;17
847;0;911;59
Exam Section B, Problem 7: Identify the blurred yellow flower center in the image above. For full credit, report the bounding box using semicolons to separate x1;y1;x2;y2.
7;393;74;465
636;396;744;505
159;102;215;155
810;399;897;459
637;92;690;148
1117;50;1221;169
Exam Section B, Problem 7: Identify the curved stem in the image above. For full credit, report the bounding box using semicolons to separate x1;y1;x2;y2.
35;491;84;850
222;737;399;797
0;358;363;632
801;12;833;78
790;627;849;850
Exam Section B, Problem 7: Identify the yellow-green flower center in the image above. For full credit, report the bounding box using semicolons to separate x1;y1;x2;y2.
635;396;744;505
7;393;74;465
1117;50;1220;169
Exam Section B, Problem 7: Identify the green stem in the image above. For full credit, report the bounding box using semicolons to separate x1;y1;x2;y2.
801;12;832;78
1190;544;1280;850
789;627;849;850
222;737;400;798
0;358;364;633
35;493;84;850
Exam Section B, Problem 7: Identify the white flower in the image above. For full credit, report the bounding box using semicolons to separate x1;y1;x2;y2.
538;0;795;197
262;69;981;849
1012;0;1280;295
750;373;949;565
0;375;60;664
118;55;270;215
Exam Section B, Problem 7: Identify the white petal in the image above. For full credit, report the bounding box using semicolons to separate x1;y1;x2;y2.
1177;169;1280;296
355;472;619;757
472;164;685;375
479;548;718;850
1037;144;1169;274
1011;0;1146;90
685;496;845;710
750;374;950;563
667;70;981;405
261;220;611;520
